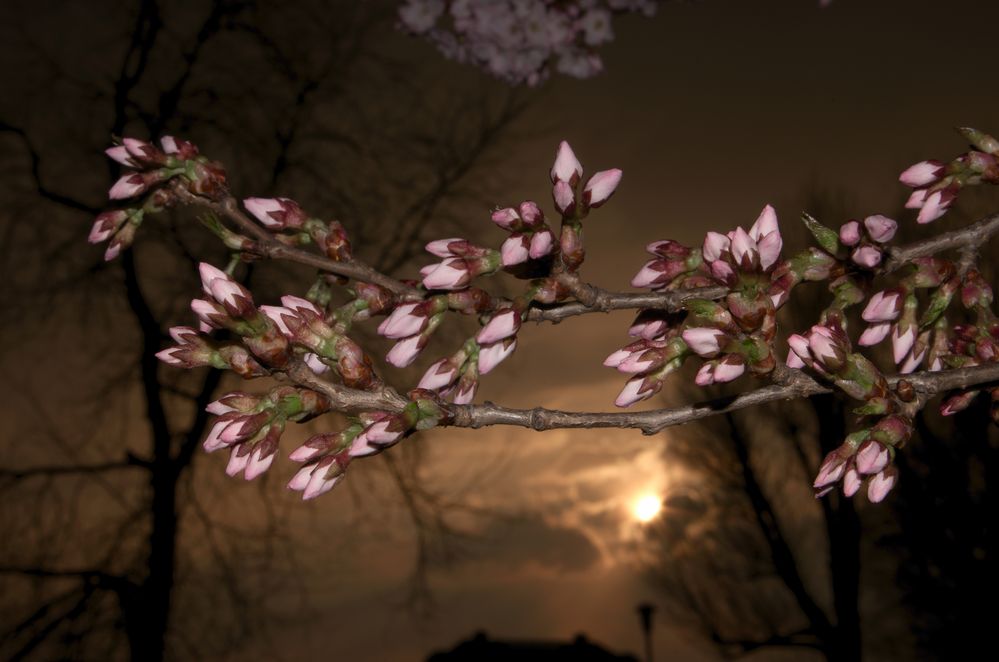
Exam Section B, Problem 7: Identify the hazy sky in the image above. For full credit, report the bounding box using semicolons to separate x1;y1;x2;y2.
5;1;999;660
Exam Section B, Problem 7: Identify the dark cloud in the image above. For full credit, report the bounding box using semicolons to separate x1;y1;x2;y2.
474;515;603;573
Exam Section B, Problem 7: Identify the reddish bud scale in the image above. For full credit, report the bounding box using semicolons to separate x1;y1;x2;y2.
560;224;585;271
218;345;269;378
321;220;352;261
242;324;291;368
352;283;395;315
183;159;228;199
447;287;493;314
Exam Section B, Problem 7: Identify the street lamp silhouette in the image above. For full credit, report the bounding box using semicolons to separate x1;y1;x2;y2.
637;603;656;662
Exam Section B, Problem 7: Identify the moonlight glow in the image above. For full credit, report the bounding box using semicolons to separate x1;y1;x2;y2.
633;494;662;523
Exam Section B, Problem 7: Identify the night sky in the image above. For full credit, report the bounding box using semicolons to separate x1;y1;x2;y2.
2;1;998;660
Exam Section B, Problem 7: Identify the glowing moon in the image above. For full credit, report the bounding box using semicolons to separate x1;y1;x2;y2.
633;494;662;522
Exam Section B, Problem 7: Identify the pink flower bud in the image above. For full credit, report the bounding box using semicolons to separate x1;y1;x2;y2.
617;349;657;374
422;258;470;290
855;440;889;475
730;226;757;268
478;338;517;375
365;419;404;446
378;302;427;339
861;291;902;322
749;205;778;241
123;137;154;160
550;140;583;185
892;326;915;365
787;334;811;364
863;215;897;243
899;160;944;187
501;234;530;266
900;346;926;374
155;347;184;366
476;309;521;345
712;357;745;383
839;220;861;246
160;136;179;154
191;298;226;329
756;230;782;271
786;348;806;369
552;180;575;214
451;380;477;405
702;231;730;262
289;443;324;463
425;238;465;258
529;229;555;258
604;348;633;368
631;261;665;288
260;305;295;336
519;201;544;227
694;363;715;386
808;330;840;365
866;466;897;503
88;210;128;243
109;173;147;200
226;445;251;477
386;335;424;367
709;260;736;285
583;168;622;208
628;319;667;340
842;465;862;497
244;197;306;230
203;419;234;452
814;450;849;488
682;327;726;357
418;359;459;390
916;189;954;224
243;445;276;480
348;432;379;457
105;145;137;166
615;376;655;407
851;246;882;269
905;189;928;209
303;471;343;500
858;322;891;347
288;464;317;491
491;207;520;230
281;295;322;318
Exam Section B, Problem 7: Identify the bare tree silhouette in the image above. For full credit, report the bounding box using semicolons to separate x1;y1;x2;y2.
0;2;529;659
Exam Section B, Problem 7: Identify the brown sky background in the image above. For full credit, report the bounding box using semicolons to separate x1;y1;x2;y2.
2;0;998;660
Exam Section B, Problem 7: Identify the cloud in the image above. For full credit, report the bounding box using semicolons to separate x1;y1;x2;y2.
472;514;603;574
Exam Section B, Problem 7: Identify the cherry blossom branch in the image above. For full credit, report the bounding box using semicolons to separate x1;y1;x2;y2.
884;212;999;271
273;361;999;436
449;362;999;434
95;129;999;503
171;184;420;297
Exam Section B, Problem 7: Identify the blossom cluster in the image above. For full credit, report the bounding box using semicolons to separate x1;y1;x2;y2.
899;127;999;224
88;137;227;259
612;127;999;502
397;0;659;85
88;126;999;506
610;205;785;406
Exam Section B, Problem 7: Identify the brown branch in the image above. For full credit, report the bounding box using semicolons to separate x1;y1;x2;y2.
172;186;420;297
446;362;999;435
525;282;728;322
278;358;999;436
885;212;999;271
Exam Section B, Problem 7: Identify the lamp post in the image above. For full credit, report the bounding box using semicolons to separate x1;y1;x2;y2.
637;602;655;662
